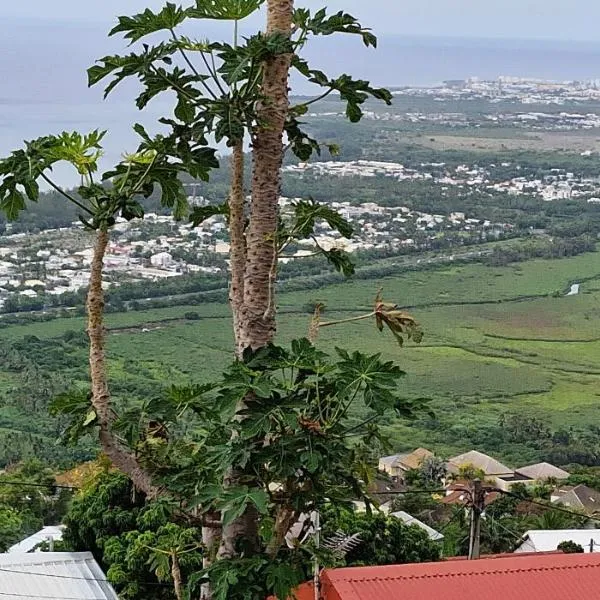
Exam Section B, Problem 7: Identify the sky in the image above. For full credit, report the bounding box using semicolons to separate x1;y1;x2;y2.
2;0;600;42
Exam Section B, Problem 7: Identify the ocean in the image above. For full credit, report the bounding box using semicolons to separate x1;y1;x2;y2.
3;18;600;185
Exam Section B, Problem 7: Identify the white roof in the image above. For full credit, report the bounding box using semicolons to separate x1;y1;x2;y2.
390;511;444;541
447;450;512;475
0;552;118;600
516;462;570;480
515;529;600;553
8;525;65;553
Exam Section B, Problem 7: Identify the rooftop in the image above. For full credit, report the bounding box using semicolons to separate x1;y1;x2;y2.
0;552;118;600
8;525;65;553
516;529;600;553
554;484;600;512
516;462;570;481
294;553;600;599
389;511;444;541
447;450;512;475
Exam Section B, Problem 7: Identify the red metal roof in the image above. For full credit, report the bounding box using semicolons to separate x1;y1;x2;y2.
312;553;600;600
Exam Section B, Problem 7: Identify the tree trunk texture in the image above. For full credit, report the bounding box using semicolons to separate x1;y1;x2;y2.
87;229;161;500
237;0;294;353
228;140;247;355
171;552;184;600
219;0;295;562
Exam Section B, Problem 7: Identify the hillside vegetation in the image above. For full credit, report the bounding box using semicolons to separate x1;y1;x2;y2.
1;248;599;468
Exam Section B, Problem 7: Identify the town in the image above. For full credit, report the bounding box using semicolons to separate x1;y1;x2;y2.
284;158;600;201
0;189;515;310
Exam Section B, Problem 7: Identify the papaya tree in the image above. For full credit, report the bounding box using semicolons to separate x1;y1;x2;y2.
0;1;426;598
0;129;217;499
87;0;395;568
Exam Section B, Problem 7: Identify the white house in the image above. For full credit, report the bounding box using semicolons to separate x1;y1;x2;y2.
515;529;600;553
8;525;65;553
0;552;118;599
150;251;174;268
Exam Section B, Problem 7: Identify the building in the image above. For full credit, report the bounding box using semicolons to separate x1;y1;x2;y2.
378;448;433;479
389;511;444;541
0;552;118;600
515;529;600;553
494;472;533;491
552;484;600;515
441;485;501;508
285;553;600;599
8;525;65;553
150;251;174;268
446;450;513;477
515;462;570;482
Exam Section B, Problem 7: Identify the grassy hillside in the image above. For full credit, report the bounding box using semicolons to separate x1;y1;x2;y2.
1;249;599;467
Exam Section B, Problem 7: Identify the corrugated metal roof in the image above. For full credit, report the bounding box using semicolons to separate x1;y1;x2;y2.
316;553;600;599
8;526;65;554
389;511;444;541
0;552;119;600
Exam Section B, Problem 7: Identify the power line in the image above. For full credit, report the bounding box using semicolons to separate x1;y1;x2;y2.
486;514;523;544
0;566;171;588
370;488;447;496
497;489;596;521
0;480;78;491
0;591;105;600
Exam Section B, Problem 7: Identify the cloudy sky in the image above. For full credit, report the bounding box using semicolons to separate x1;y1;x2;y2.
2;0;600;41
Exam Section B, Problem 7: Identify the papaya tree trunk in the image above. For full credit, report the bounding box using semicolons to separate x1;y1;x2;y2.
228;140;246;354
219;0;295;560
171;551;184;600
237;0;294;353
87;228;161;499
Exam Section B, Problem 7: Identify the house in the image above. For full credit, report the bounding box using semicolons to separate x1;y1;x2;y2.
366;474;406;502
0;552;118;600
285;553;600;599
8;525;65;553
378;448;433;479
389;510;444;541
446;450;513;477
441;485;501;508
494;472;533;492
515;462;570;482
551;485;574;502
552;484;600;515
515;529;600;553
150;251;174;268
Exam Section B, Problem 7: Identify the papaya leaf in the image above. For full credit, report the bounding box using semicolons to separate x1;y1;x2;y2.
110;3;189;43
187;0;266;21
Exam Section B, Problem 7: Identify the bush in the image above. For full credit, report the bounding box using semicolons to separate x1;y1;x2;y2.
558;540;585;553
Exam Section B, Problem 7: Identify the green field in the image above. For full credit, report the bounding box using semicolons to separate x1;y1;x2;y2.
2;250;600;466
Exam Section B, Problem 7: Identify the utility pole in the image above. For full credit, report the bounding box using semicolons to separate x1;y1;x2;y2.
468;479;484;560
313;511;321;600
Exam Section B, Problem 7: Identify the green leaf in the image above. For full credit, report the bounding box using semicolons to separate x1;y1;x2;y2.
291;198;354;239
88;44;180;98
323;248;356;277
174;95;196;123
1;189;26;220
22;178;40;200
189;203;229;227
187;0;266;21
247;490;269;514
294;8;378;48
110;3;189;43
